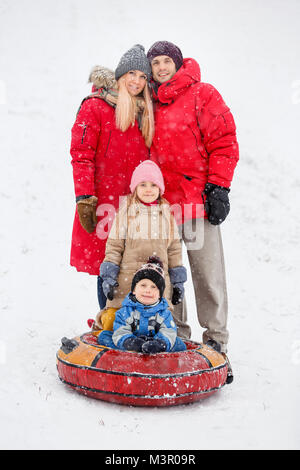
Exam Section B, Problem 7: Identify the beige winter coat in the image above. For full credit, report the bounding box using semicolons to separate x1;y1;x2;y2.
103;196;182;310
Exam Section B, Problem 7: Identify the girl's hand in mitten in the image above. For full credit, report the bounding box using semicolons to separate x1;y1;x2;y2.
172;285;184;305
169;266;187;304
102;280;119;301
100;262;120;300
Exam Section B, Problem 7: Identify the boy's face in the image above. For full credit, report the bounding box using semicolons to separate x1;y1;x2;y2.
133;278;160;305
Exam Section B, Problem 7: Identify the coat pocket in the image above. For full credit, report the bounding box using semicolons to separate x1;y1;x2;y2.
179;175;205;200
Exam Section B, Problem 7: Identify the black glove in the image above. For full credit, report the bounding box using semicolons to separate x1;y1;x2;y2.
123;336;146;352
204;183;230;225
141;339;167;354
172;286;183;305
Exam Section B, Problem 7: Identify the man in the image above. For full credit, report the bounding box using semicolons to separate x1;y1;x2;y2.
147;41;239;383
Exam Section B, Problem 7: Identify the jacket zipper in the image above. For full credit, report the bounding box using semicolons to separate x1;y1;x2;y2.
188;124;200;150
188;123;208;159
104;130;111;156
81;125;87;144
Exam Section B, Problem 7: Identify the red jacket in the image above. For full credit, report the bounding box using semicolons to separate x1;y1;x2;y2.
70;95;149;275
150;58;239;224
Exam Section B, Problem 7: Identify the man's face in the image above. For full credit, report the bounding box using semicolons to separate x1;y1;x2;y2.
151;55;177;84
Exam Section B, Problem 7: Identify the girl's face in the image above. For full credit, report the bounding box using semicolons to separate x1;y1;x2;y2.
133;278;160;305
136;181;160;203
123;70;147;96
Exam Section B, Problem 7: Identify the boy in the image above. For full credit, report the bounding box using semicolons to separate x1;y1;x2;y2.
98;256;186;353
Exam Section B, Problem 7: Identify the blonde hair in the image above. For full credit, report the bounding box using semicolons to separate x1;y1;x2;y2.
115;77;155;148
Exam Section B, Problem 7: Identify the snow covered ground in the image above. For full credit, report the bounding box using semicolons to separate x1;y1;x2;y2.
0;0;300;450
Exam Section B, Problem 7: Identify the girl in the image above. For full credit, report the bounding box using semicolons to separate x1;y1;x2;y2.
95;160;187;332
70;45;154;310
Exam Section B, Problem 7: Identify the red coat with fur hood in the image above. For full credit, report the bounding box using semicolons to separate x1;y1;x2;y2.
70;68;149;275
150;58;239;224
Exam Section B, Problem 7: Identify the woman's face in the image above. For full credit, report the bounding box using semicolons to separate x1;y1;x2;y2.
136;181;160;203
123;70;147;96
133;278;160;305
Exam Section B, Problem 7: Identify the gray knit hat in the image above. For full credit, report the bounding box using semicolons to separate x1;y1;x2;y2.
115;44;151;81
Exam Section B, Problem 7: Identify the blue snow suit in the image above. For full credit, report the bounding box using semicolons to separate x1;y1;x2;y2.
98;294;186;352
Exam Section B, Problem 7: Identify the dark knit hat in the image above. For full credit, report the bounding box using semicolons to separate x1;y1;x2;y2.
131;256;165;299
147;41;183;71
115;44;151;81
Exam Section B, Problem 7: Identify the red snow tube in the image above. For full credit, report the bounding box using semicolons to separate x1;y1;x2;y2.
56;331;228;407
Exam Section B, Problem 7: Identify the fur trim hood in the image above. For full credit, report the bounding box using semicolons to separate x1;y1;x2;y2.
88;65;117;90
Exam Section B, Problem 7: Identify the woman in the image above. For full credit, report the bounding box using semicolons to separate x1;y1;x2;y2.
70;44;154;309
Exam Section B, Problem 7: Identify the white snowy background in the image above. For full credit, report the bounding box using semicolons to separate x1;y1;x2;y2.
0;0;300;450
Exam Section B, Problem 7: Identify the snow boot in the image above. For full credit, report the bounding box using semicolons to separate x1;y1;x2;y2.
205;340;234;384
222;353;234;384
205;339;222;353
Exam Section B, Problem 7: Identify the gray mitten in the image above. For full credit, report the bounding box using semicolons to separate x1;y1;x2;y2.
100;262;120;301
169;266;187;305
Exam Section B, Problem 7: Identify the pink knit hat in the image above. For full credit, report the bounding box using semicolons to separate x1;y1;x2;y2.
130;160;165;195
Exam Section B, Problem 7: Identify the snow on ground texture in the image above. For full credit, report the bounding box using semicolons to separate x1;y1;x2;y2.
0;0;300;450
